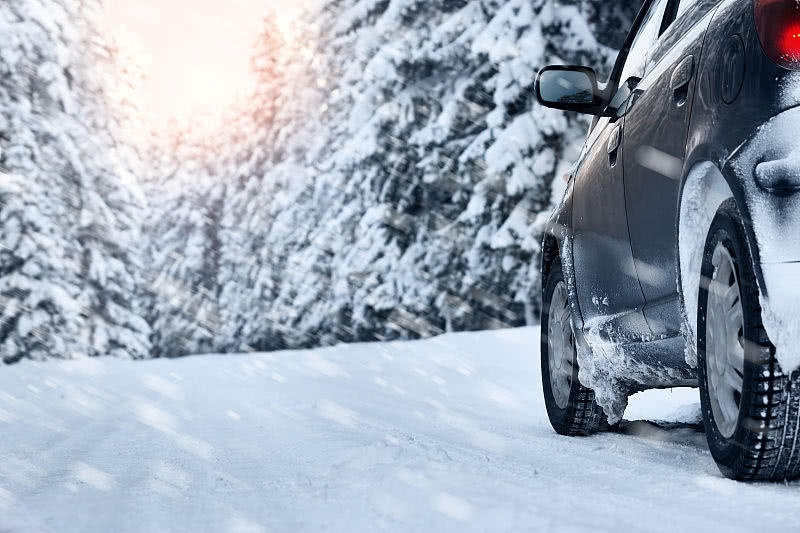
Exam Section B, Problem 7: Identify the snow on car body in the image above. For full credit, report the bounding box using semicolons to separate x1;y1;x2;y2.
536;0;800;480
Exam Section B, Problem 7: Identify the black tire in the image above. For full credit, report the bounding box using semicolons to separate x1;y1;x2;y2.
541;260;605;436
698;203;800;481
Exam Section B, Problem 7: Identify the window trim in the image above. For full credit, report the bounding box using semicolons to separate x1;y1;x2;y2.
660;0;682;36
606;0;681;100
588;0;681;131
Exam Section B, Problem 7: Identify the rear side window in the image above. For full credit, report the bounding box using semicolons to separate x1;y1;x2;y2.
619;0;671;82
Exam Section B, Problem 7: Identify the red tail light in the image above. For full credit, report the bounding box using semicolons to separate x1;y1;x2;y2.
755;0;800;69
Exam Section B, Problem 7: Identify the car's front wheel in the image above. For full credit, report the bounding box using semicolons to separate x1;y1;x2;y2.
541;260;605;436
698;204;800;481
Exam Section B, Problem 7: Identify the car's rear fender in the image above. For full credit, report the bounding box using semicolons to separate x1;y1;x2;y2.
725;106;800;373
680;104;800;370
678;0;800;366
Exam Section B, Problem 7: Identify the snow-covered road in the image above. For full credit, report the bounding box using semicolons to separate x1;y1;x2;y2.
1;328;799;532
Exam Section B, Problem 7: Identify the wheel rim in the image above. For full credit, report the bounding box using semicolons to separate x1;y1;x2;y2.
548;281;575;410
706;242;745;439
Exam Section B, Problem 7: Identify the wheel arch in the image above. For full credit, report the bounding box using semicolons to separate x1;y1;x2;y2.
541;178;581;328
541;233;560;293
677;160;738;366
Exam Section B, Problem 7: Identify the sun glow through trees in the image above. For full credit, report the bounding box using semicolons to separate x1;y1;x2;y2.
102;1;296;127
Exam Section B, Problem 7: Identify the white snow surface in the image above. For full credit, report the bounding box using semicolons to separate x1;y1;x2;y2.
3;328;800;532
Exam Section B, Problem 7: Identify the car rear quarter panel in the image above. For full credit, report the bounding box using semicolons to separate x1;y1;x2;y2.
681;0;800;370
685;0;800;264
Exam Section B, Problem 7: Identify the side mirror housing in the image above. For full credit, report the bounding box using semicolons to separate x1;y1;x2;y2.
535;65;608;116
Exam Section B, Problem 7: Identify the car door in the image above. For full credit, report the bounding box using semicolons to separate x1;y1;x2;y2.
573;112;651;338
621;0;719;336
571;0;671;340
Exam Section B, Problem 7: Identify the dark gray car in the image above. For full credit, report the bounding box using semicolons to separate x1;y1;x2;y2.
535;0;800;480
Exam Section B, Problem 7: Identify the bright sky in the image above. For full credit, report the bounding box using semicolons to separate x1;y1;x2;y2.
102;1;294;124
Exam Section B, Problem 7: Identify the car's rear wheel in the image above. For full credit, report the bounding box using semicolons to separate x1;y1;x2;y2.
542;260;605;436
698;204;800;481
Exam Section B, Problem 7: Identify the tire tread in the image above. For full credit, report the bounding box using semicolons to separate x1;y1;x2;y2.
541;259;606;437
699;204;800;481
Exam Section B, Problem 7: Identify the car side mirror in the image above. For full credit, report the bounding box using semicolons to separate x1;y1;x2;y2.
535;65;608;116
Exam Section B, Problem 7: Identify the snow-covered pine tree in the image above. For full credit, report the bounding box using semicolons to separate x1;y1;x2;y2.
145;122;227;356
264;0;636;340
0;0;150;362
150;0;639;355
214;10;335;353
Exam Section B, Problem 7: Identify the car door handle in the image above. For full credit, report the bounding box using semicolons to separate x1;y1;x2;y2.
607;125;621;167
670;55;694;106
